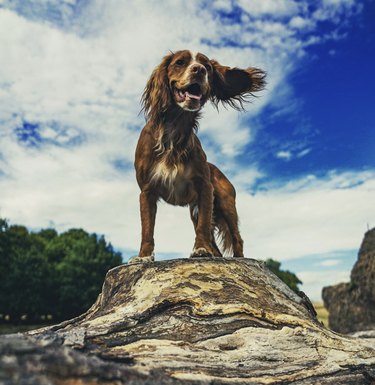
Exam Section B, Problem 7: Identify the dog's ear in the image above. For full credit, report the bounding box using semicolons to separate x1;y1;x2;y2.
209;60;266;110
142;53;174;122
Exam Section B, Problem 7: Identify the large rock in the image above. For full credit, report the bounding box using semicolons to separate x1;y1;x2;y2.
351;228;375;299
1;258;375;384
323;228;375;333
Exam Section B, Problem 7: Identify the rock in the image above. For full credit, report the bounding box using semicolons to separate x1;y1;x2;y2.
0;333;155;385
1;258;375;384
351;228;375;300
323;228;375;333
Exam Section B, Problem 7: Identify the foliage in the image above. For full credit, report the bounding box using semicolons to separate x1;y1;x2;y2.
0;218;122;323
265;258;302;292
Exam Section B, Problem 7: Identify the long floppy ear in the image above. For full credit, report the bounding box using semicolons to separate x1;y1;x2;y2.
210;60;266;110
141;53;174;122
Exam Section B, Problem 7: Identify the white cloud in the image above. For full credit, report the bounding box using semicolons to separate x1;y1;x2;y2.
289;16;315;30
211;0;232;13
238;171;375;261
275;147;311;161
298;270;350;300
318;259;341;267
276;150;292;160
237;0;300;18
296;148;311;158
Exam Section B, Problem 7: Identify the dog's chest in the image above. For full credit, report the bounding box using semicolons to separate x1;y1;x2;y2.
151;160;194;205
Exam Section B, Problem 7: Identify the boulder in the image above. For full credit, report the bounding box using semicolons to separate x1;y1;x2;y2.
323;228;375;333
351;228;375;300
1;258;375;384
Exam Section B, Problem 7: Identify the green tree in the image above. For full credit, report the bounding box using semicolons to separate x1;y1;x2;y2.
265;258;302;292
51;229;122;320
0;218;11;318
0;224;50;322
0;218;123;323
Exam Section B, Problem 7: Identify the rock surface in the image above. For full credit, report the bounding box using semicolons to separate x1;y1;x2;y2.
323;228;375;333
1;257;375;384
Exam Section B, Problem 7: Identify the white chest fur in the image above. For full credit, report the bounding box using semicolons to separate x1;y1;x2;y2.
151;159;193;204
151;160;188;187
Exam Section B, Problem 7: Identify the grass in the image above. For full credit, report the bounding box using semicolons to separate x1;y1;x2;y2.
313;302;329;327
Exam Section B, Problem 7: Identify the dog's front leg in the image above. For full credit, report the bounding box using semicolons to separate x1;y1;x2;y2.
139;190;158;258
191;179;214;258
129;190;157;264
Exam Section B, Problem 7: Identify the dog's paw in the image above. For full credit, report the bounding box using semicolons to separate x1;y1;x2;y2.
190;247;213;258
128;253;155;265
225;254;245;258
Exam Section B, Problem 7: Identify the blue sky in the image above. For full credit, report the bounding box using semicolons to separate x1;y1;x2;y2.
0;0;374;300
252;3;375;183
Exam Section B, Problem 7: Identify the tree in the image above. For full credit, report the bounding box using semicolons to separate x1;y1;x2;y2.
265;258;302;292
0;224;50;322
0;219;123;323
51;229;122;320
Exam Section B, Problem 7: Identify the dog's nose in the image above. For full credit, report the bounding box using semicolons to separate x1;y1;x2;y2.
191;64;207;75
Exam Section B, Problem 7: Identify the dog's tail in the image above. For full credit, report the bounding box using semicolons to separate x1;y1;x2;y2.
213;207;233;257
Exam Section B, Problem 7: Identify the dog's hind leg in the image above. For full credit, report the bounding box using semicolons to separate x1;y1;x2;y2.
189;204;222;258
209;164;244;258
189;180;215;259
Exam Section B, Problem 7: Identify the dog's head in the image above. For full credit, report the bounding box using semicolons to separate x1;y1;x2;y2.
142;50;266;120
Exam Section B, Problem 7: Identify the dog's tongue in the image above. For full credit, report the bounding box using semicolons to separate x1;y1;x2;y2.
185;92;202;100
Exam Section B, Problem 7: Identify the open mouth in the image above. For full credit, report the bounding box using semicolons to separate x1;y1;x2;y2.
174;83;203;103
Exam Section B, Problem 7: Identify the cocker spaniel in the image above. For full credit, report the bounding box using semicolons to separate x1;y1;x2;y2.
130;50;265;263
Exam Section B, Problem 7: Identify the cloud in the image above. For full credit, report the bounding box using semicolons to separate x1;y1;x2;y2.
276;150;292;161
298;270;350;300
238;171;375;261
237;0;301;18
289;16;315;31
0;0;79;29
318;259;341;267
275;147;311;162
296;148;311;158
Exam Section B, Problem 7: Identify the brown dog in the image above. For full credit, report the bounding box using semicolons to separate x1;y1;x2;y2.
131;50;265;263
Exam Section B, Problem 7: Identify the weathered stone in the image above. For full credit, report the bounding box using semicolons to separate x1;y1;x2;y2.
351;228;375;299
1;258;375;384
323;228;375;333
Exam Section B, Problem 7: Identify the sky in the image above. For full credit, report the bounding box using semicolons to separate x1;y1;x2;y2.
0;0;374;300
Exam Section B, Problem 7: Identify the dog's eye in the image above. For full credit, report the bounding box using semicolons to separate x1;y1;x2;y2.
175;59;185;66
204;63;212;71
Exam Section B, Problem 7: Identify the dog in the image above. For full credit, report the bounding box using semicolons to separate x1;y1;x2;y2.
130;50;265;263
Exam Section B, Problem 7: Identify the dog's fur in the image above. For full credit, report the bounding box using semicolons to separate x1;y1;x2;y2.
132;50;265;263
